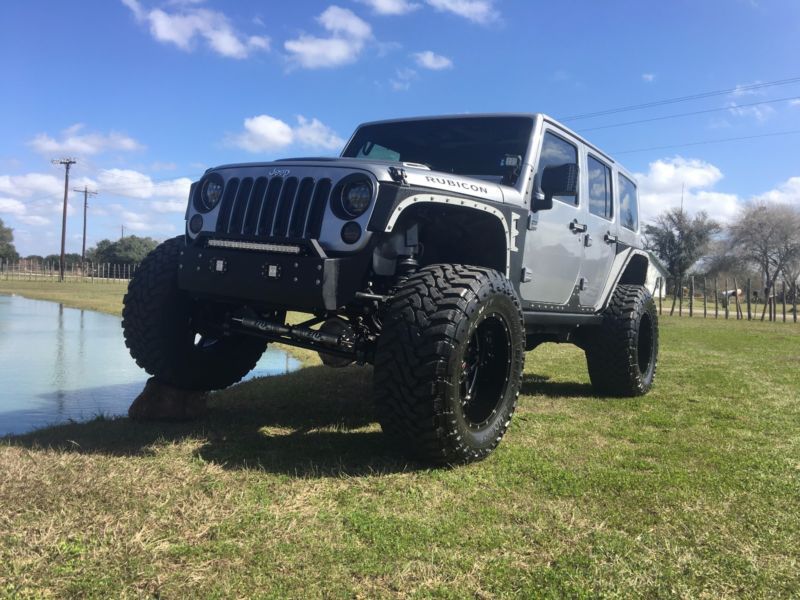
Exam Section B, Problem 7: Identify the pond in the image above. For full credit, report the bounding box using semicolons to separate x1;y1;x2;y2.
0;294;301;436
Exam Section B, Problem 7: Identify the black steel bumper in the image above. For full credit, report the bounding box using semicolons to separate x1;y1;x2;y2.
177;239;371;311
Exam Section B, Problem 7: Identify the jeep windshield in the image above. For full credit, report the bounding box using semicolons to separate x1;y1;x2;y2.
341;116;534;185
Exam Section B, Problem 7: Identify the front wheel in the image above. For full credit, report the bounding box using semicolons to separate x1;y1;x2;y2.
122;237;267;391
373;264;526;465
584;284;659;396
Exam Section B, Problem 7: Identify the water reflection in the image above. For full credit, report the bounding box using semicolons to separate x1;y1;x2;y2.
0;294;301;436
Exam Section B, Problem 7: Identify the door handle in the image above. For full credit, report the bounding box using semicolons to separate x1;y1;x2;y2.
604;232;618;244
569;219;587;234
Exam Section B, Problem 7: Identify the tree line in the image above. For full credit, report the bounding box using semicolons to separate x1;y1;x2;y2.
645;202;800;301
0;218;159;267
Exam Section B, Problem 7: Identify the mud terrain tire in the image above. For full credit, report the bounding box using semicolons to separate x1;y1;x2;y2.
585;284;658;397
374;264;525;464
122;236;267;391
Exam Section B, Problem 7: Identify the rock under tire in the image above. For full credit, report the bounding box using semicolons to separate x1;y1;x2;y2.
585;284;658;397
373;264;525;465
122;236;267;391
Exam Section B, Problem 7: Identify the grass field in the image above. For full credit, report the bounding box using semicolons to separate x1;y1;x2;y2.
1;281;799;597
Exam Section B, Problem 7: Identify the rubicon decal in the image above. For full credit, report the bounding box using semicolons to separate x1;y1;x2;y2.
425;176;489;194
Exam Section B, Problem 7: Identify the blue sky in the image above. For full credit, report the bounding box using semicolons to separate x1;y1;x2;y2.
1;0;799;256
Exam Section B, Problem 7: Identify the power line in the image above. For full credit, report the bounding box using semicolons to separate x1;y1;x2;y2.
51;158;76;282
613;128;800;155
560;76;800;121
578;95;800;132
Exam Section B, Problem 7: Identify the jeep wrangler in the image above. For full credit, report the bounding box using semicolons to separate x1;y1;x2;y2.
122;114;659;464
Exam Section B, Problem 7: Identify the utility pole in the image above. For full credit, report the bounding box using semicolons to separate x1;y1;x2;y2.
121;225;125;240
73;185;97;265
52;158;77;282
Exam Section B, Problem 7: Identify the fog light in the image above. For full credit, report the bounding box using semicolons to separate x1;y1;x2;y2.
340;221;361;244
189;214;204;234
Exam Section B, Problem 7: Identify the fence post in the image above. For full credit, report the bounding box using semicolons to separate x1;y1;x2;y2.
679;277;684;317
658;277;663;315
794;282;798;323
724;278;729;319
669;278;677;316
703;278;707;318
733;277;743;319
782;281;787;323
689;276;694;317
746;278;752;321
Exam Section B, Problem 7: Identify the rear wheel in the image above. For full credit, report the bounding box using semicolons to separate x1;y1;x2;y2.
122;236;267;391
373;264;525;464
584;284;658;396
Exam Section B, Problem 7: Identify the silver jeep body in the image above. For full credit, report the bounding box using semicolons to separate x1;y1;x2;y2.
179;113;661;326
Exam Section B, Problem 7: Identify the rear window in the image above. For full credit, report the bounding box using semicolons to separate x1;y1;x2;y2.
587;155;613;220
618;173;639;231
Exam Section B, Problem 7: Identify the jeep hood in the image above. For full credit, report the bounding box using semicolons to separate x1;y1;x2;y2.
210;157;522;205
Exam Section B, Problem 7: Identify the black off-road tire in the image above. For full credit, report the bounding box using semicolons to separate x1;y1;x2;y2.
373;264;526;465
584;284;658;397
122;236;267;391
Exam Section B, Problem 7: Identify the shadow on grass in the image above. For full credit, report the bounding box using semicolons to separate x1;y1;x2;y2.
4;365;420;477
5;367;596;477
520;373;597;398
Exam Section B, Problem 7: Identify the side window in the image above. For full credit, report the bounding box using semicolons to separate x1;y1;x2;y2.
536;131;579;206
618;173;639;231
587;155;613;220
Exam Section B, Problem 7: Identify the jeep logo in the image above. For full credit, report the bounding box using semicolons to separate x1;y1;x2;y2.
268;168;291;178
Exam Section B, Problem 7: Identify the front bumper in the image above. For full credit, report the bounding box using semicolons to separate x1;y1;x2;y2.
177;238;371;311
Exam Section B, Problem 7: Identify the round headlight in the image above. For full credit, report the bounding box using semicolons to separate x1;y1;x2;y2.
196;174;224;212
341;180;372;218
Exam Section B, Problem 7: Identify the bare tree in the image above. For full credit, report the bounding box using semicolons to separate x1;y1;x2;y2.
644;208;721;284
728;202;800;298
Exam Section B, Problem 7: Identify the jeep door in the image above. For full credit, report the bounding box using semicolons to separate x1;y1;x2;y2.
576;151;618;308
519;128;583;305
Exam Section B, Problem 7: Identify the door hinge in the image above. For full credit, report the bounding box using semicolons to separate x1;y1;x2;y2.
521;267;533;283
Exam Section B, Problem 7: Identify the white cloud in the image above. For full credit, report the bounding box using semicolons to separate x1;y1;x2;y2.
18;215;52;226
356;0;421;15
294;116;346;151
229;115;344;153
28;124;143;156
642;73;655;82
413;50;453;70
790;99;800;107
389;67;417;91
122;0;270;59
230;115;295;152
151;200;187;213
425;0;498;23
726;101;775;122
752;176;800;206
96;169;192;202
725;80;775;122
0;173;63;198
635;156;740;223
284;6;372;69
0;198;26;216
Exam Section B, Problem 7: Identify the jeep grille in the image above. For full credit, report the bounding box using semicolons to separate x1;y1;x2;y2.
215;176;332;239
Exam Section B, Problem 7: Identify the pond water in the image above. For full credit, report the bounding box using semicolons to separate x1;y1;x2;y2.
0;294;301;436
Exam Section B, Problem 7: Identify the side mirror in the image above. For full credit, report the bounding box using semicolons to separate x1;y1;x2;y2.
533;163;578;211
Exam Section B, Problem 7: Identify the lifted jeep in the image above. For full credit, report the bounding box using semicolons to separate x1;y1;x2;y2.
122;114;659;464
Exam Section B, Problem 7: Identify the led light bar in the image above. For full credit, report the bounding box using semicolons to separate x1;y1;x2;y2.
207;239;302;255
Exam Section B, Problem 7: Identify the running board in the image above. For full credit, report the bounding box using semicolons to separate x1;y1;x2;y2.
523;311;602;327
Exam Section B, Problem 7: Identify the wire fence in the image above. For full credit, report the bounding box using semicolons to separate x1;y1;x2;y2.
0;259;138;283
653;276;798;323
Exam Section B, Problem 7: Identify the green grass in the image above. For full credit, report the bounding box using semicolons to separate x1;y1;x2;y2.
1;282;799;597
